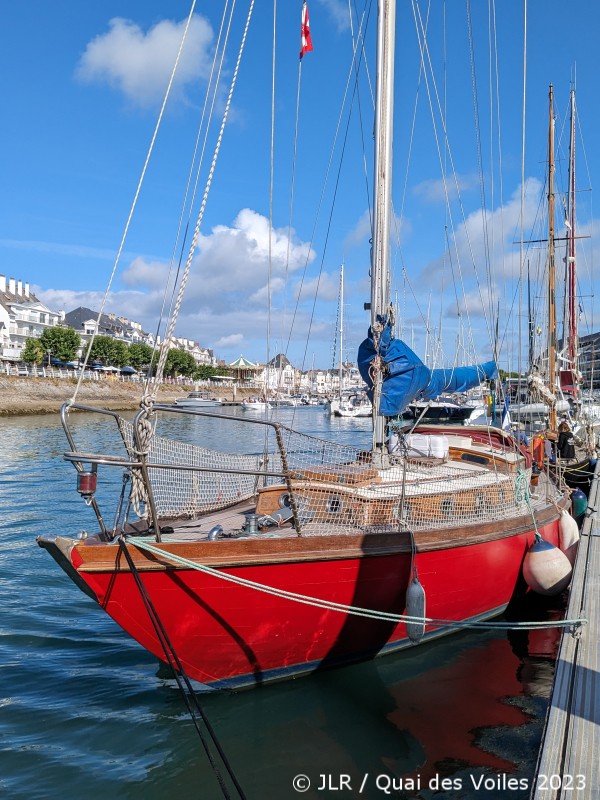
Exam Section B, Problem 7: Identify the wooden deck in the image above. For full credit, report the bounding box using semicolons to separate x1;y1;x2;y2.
532;462;600;799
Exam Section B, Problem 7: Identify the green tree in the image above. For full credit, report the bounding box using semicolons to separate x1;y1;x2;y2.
22;337;44;365
110;340;130;367
193;364;222;381
128;343;156;372
84;335;129;367
498;369;522;381
39;326;81;363
165;348;197;377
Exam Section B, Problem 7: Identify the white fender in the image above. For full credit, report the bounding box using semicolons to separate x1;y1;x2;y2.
559;509;580;566
522;536;572;596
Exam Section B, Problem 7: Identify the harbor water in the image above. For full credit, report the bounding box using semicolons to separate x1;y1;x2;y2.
0;406;565;800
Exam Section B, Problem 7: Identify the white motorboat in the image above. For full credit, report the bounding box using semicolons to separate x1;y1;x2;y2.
241;398;271;411
175;391;222;408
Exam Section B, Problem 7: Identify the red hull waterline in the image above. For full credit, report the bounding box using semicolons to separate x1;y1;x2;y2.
42;517;560;690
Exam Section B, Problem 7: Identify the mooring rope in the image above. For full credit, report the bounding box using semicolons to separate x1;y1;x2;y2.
127;537;587;633
119;538;246;800
514;466;542;539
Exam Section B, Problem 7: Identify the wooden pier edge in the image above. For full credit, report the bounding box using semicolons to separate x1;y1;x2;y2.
531;460;600;799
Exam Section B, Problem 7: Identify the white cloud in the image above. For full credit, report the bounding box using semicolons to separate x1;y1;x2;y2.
165;208;315;313
414;173;478;204
215;333;244;348
120;257;170;290
344;210;371;249
317;0;351;32
36;287;113;313
248;277;286;305
417;177;545;292
36;208;323;361
295;272;339;302
75;15;214;108
344;209;410;250
445;285;499;320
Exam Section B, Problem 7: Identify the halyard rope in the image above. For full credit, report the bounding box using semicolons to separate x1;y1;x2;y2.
126;0;256;515
150;0;255;395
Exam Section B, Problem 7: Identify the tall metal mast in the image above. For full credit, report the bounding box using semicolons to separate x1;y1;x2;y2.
547;84;557;431
370;0;396;465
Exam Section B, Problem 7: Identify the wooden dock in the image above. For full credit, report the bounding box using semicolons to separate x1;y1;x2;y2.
532;463;600;799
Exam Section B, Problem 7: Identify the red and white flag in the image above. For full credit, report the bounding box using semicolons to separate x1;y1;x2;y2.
300;1;313;60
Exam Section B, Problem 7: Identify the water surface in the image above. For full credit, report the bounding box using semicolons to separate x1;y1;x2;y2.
0;407;562;799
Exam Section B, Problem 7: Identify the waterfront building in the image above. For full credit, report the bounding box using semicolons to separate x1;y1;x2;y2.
259;353;297;393
298;363;362;395
64;307;156;350
0;274;63;363
171;336;216;367
578;331;600;391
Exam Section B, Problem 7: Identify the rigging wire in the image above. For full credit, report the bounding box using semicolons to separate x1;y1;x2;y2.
69;0;199;405
518;0;527;381
490;0;507;370
151;1;233;388
267;0;277;391
466;0;494;329
393;2;432;348
151;0;256;392
411;1;494;363
282;0;373;375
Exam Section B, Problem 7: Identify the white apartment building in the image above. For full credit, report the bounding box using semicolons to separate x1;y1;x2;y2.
0;275;63;362
172;336;216;366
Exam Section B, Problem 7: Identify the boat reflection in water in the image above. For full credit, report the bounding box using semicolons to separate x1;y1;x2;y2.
151;591;563;799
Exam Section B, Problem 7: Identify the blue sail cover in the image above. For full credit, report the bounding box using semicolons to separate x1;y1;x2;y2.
357;319;497;416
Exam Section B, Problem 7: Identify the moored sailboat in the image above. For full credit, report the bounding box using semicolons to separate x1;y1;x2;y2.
525;85;597;490
38;0;569;690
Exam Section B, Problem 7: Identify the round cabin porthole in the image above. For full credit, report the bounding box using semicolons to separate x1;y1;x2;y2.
441;497;455;516
278;492;291;508
326;495;343;514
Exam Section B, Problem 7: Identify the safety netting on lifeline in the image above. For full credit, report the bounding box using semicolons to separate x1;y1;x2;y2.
117;414;560;535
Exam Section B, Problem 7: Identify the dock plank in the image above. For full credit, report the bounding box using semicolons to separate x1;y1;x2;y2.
532;467;600;799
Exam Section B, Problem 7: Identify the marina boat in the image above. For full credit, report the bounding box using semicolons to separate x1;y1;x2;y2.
38;0;570;689
174;391;222;409
556;88;598;488
334;392;373;418
269;394;300;407
241;398;271;411
403;396;488;427
522;86;596;490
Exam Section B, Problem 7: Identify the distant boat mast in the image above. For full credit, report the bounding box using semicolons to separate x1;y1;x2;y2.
566;87;578;393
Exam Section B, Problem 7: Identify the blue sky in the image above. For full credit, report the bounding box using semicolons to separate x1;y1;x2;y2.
1;0;599;371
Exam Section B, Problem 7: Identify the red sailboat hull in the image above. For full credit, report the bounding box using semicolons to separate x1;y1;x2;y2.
59;518;560;689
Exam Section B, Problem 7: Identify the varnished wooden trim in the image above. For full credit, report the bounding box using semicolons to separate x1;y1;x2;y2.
72;499;565;573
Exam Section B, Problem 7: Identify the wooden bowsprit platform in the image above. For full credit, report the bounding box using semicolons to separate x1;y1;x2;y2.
531;462;600;799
